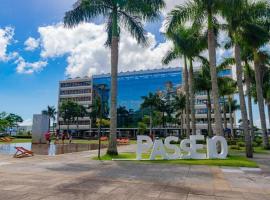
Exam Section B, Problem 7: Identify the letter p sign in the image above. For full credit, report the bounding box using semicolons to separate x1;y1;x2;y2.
136;135;153;160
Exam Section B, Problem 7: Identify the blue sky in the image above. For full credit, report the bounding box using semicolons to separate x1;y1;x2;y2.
0;0;266;128
0;0;168;125
0;0;76;124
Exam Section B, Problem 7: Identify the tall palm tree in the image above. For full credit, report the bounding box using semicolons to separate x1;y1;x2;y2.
172;93;186;138
225;98;240;139
163;25;206;136
194;63;213;137
75;104;87;136
141;93;159;139
243;57;255;139
194;57;234;137
42;106;57;133
59;101;78;134
218;77;237;131
219;0;270;155
167;0;224;136
238;0;270;149
64;0;165;155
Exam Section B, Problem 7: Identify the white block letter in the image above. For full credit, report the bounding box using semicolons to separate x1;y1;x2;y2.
190;135;207;159
150;139;168;160
136;135;153;160
207;136;228;159
180;139;191;159
164;136;180;159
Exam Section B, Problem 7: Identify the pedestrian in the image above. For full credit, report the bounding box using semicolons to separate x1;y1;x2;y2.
45;131;51;144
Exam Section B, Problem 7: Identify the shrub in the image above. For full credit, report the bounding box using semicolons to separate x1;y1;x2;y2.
254;137;262;146
227;140;237;145
237;141;245;148
252;142;259;147
230;145;241;150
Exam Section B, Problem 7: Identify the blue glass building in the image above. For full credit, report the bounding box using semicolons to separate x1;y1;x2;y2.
93;68;182;110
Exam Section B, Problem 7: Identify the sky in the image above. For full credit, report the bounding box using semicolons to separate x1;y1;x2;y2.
0;0;267;128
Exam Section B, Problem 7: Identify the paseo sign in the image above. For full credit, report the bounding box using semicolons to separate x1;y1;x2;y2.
136;135;228;160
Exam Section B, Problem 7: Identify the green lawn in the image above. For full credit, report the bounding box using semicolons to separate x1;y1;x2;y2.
93;152;258;168
0;138;31;144
229;146;270;154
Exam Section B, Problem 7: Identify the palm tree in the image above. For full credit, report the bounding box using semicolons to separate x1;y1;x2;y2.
42;106;57;133
141;93;159;139
194;57;234;137
64;0;165;155
225;98;240;139
59;101;78;134
172;93;186;138
238;0;270;149
167;0;224;136
75;104;87;136
243;57;255;139
219;0;270;155
218;77;237;131
194;64;213;137
163;25;206;136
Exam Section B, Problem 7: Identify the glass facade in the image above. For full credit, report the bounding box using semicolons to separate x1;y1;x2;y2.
93;68;182;110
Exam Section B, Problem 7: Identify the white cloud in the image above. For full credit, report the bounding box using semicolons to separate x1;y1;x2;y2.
0;27;15;61
163;0;185;15
37;23;179;78
19;118;32;126
24;37;40;51
15;56;48;74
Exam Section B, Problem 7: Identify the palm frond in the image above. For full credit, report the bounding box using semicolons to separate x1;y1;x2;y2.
64;0;111;27
119;11;147;46
162;49;179;65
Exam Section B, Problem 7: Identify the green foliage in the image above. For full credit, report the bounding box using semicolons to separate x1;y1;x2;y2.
230;145;241;150
237;141;245;148
64;0;165;47
227;140;237;145
138;122;147;135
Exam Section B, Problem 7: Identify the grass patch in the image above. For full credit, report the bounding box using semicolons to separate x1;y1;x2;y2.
93;152;258;168
0;138;31;144
229;146;270;154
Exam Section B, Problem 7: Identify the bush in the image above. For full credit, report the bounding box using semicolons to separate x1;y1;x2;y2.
230;145;241;150
14;135;32;139
252;142;259;147
237;141;245;148
227;140;237;145
254;137;262;146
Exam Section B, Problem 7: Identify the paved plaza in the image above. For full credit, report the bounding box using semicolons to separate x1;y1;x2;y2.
0;144;269;200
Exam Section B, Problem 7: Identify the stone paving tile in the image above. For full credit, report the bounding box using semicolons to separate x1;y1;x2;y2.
187;194;216;200
214;190;244;199
159;191;188;200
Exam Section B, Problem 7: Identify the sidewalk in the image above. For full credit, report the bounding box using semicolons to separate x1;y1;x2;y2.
0;144;269;200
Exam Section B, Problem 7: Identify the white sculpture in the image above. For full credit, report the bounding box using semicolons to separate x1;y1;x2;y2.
136;135;228;160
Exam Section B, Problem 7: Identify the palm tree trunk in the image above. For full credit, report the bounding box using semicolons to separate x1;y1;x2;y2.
253;50;269;149
180;111;184;139
48;118;51;132
235;44;252;157
189;59;196;135
107;10;119;155
268;104;270;131
245;68;254;140
207;90;212;137
207;14;223;136
183;56;190;137
223;96;227;130
150;109;154;139
229;100;234;139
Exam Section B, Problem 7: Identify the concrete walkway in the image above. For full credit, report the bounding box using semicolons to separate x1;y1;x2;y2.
0;145;269;200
